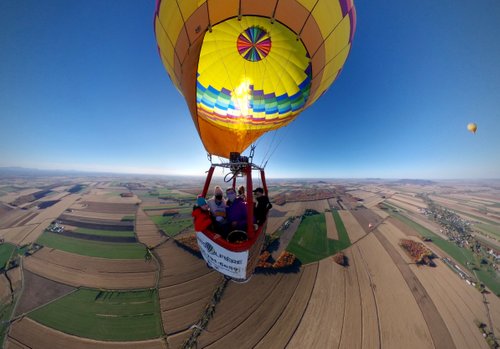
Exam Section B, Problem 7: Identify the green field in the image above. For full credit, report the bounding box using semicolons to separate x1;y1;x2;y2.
140;188;196;200
75;227;135;238
0;298;17;344
332;209;352;247
150;216;193;237
29;289;162;341
0;243;16;269
386;209;500;295
475;223;500;240
121;215;135;222
37;232;146;259
286;212;351;265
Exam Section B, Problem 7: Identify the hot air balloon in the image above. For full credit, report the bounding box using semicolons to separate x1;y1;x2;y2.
154;0;356;280
467;123;477;134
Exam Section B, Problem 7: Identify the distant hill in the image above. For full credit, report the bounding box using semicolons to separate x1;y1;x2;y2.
394;179;436;185
0;167;86;177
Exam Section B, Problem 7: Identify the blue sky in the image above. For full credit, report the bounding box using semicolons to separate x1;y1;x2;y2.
1;0;499;179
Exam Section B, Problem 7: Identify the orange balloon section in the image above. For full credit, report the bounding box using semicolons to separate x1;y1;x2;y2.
154;0;356;158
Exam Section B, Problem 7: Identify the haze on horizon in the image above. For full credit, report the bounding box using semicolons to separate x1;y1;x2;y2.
1;1;499;179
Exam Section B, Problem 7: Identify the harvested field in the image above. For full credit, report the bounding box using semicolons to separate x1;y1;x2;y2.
15;270;75;316
24;248;157;289
385;198;422;214
135;208;167;247
391;193;427;209
411;260;493;349
288;259;345;348
23;194;80;225
355;234;435;349
154;240;222;337
7;317;166;348
198;270;305;348
325;209;338;239
75;201;138;214
0;208;36;229
0;225;37;245
253;264;317;349
57;214;134;231
302;199;329;212
62;210;129;221
338;210;367;242
0;188;40;204
18;218;54;245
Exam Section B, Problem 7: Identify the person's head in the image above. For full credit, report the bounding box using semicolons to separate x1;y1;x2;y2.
196;196;208;210
238;185;245;196
253;187;264;198
214;186;224;201
226;187;236;202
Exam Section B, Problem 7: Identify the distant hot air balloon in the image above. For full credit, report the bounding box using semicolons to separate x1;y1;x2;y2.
467;123;477;134
154;0;356;280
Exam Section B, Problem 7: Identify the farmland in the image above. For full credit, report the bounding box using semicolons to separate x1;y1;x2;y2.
28;289;162;341
1;176;500;349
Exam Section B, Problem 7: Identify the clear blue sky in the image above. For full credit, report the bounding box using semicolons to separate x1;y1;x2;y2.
1;0;499;179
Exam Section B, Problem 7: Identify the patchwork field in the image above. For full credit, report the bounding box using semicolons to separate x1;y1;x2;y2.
2;178;499;349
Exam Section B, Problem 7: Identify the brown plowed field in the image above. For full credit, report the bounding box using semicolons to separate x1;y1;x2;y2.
0;209;35;229
253;264;317;349
287;259;345;348
15;270;75;316
7;317;166;349
325;210;338;239
23;248;157;289
135;208;167;247
338;210;367;242
351;245;381;348
355;234;435;349
373;224;454;348
385;198;422;214
339;249;362;349
0;225;37;244
0;188;40;204
76;201;138;214
154;240;221;336
19;218;54;245
63;210;128;221
391;193;427;209
199;271;304;348
412;260;491;349
24;194;80;225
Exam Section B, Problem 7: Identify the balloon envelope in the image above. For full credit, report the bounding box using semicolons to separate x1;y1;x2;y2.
154;0;356;158
467;123;477;134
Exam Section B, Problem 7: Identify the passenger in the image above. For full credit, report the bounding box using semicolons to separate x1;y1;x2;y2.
237;185;246;202
226;187;247;232
253;187;272;226
192;197;213;232
207;186;227;230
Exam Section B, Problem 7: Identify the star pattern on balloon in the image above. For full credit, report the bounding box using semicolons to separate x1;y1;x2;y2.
237;26;271;62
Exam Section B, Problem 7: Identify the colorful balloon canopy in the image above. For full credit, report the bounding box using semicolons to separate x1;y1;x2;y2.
467;122;477;134
154;0;356;158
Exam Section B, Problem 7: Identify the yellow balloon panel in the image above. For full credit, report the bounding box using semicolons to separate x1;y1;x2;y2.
196;16;312;148
296;0;319;12
312;1;343;38
324;14;352;63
